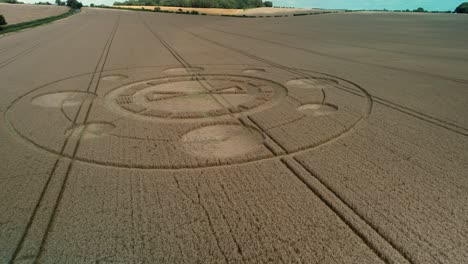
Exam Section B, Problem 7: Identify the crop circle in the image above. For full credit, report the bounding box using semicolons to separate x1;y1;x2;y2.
5;65;371;170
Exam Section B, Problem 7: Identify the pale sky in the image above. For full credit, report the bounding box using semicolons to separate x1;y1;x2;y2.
20;0;463;11
274;0;461;11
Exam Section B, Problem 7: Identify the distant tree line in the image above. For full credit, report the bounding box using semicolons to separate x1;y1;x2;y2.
33;0;81;8
455;2;468;13
113;0;273;9
345;7;453;13
0;0;24;4
344;4;468;14
393;7;441;13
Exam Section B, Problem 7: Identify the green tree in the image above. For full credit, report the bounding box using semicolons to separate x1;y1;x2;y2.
264;1;272;7
0;14;7;27
414;7;425;12
66;0;82;9
455;2;468;13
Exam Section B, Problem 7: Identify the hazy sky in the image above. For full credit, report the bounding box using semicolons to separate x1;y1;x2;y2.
275;0;461;11
20;0;463;11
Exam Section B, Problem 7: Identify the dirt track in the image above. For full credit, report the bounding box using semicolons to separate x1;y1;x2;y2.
0;3;68;25
1;8;468;263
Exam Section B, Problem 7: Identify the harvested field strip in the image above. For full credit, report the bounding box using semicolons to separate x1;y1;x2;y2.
10;14;121;262
176;24;468;137
0;8;75;35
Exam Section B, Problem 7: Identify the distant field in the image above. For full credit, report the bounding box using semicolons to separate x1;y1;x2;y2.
113;6;326;16
0;3;69;25
240;7;331;15
114;5;244;15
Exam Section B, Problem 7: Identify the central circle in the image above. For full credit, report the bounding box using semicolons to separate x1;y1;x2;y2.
105;75;286;121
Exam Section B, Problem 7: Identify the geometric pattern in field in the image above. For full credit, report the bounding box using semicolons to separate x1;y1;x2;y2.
6;65;371;169
106;74;286;120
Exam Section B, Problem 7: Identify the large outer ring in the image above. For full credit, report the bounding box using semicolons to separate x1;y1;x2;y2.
4;65;373;170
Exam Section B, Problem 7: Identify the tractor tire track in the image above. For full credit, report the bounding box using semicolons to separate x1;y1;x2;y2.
206;27;468;85
176;24;468;137
169;21;421;263
280;157;413;264
35;14;121;261
248;28;467;63
9;14;121;263
0;15;90;71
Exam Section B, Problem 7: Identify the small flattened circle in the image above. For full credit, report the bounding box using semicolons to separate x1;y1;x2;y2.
101;74;128;81
242;68;266;74
65;123;115;139
32;92;95;108
162;67;204;75
181;125;264;158
297;104;338;116
286;78;337;90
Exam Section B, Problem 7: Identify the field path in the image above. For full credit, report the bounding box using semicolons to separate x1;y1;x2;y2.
1;8;467;263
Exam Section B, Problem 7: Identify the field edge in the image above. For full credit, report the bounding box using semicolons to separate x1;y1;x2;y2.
0;7;75;35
